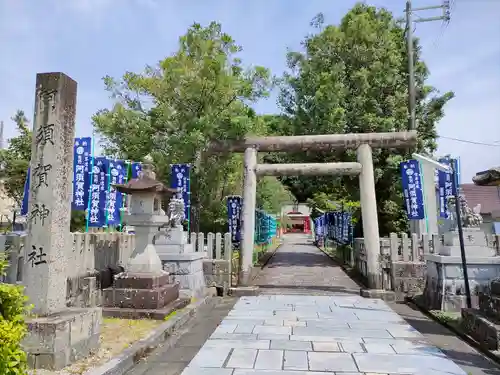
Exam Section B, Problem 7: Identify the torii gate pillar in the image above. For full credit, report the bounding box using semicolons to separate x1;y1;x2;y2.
220;131;417;288
357;144;381;289
240;147;258;285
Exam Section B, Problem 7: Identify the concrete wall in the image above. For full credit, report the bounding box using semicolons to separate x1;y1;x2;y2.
424;253;500;312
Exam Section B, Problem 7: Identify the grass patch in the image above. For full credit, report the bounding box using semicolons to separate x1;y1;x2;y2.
323;247;336;257
253;237;280;265
430;310;461;327
29;318;163;375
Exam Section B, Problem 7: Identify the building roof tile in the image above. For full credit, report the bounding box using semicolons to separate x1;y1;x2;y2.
461;183;500;214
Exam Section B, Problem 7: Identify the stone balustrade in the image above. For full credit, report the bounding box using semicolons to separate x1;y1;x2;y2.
332;231;500;304
0;231;235;305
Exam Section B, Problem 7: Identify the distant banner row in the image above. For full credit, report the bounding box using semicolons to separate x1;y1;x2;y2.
314;212;353;245
21;137;191;228
400;157;460;220
226;196;277;246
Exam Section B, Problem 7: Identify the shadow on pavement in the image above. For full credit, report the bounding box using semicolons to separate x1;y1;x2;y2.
266;251;337;267
441;349;500;375
390;302;500;375
256;284;361;295
397;310;456;337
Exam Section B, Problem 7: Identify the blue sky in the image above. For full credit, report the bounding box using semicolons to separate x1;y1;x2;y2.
1;0;499;182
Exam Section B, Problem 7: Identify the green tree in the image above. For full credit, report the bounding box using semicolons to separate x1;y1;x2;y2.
0;110;87;231
257;176;295;214
273;4;453;235
93;22;274;232
0;110;31;206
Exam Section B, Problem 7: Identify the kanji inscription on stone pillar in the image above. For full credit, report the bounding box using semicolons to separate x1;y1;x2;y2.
24;72;77;316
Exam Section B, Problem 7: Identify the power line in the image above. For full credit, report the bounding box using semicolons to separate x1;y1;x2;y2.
438;135;500;147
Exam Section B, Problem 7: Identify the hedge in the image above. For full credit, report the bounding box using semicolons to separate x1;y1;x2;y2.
0;251;29;374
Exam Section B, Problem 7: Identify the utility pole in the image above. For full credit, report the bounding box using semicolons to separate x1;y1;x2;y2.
0;121;4;149
405;0;451;130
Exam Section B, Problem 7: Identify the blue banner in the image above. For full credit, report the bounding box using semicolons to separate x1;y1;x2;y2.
20;168;30;216
227;196;242;243
170;164;191;220
438;158;459;196
316;211;352;245
88;157;109;227
131;162;142;179
314;216;324;238
400;159;425;220
437;162;453;219
455;157;461;186
72;137;92;211
342;212;351;244
437;157;461;219
106;160;126;226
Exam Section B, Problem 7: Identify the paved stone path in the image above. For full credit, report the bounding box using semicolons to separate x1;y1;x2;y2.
129;234;498;374
253;234;361;295
180;294;467;374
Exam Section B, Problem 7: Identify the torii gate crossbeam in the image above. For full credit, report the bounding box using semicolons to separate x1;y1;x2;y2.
210;130;418;289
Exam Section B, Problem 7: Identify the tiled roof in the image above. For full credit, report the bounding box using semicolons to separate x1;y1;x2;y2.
461;183;500;214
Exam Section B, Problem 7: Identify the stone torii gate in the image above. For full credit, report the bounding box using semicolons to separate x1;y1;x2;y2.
211;131;417;289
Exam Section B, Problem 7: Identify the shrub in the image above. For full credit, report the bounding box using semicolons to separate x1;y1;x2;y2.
0;251;29;375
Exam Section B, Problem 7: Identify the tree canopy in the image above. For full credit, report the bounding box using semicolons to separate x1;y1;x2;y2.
0;111;86;231
267;4;453;235
2;3;454;237
0;111;31;206
93;22;293;232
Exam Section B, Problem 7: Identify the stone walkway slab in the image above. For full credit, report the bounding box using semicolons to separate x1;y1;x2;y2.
253;234;361;295
181;294;467;375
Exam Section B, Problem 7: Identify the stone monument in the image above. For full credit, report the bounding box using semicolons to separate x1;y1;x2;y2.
424;193;500;311
154;178;207;299
21;73;102;370
438;195;493;257
102;156;183;319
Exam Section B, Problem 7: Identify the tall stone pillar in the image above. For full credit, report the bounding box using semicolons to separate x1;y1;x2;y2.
24;73;77;316
240;146;257;285
357;144;381;289
22;73;101;371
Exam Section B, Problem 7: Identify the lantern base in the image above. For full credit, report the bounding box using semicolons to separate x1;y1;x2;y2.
102;272;180;311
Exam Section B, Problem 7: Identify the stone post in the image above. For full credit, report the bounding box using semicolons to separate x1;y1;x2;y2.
357;144;381;289
240;146;257;285
22;73;102;371
24;73;77;316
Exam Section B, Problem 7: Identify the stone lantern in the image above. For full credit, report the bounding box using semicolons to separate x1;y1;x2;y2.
101;156;182;317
